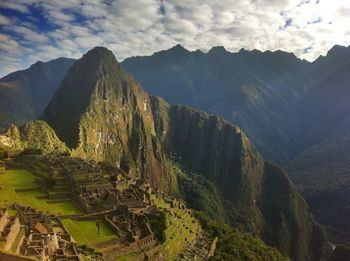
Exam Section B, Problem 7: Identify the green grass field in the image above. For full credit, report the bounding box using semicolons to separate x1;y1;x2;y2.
0;169;199;258
0;169;80;215
116;253;139;260
61;219;118;247
0;169;119;250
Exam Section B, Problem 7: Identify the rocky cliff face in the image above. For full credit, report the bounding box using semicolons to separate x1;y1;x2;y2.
152;99;331;261
41;47;331;261
43;47;173;192
122;44;350;247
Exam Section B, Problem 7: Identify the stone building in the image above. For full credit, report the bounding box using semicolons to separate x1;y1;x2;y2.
0;208;20;252
14;204;80;261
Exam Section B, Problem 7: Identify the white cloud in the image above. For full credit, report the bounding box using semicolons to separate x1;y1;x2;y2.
0;0;349;76
0;1;30;13
0;34;20;52
0;15;11;25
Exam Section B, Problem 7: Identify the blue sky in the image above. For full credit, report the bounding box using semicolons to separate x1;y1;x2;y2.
0;0;349;76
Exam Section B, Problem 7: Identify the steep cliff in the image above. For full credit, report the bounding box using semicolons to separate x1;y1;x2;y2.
43;47;174;192
151;98;331;261
42;47;331;261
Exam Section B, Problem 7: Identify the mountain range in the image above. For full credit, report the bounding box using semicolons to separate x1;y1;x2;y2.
122;44;350;245
0;46;339;261
0;44;349;259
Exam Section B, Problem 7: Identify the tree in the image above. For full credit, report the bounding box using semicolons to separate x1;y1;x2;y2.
91;198;104;212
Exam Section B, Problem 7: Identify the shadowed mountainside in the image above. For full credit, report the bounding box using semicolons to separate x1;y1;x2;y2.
122;44;350;245
0;58;75;131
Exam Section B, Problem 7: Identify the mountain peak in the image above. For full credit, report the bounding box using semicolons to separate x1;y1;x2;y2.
80;46;120;71
326;44;350;56
208;46;227;54
42;47;142;148
171;43;187;51
165;44;189;55
42;46;128;148
84;46;115;58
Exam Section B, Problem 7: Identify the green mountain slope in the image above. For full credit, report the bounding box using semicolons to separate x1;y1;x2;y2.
42;47;332;261
43;47;174;192
0;120;69;154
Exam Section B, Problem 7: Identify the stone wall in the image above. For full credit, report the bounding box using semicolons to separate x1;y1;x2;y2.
207;236;218;257
3;217;20;252
0;252;33;261
0;209;8;232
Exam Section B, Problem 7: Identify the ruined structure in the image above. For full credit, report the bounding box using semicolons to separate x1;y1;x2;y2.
0;208;20;252
14;204;80;261
46;156;165;260
1;155;200;260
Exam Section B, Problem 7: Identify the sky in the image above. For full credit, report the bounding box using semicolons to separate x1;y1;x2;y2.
0;0;349;77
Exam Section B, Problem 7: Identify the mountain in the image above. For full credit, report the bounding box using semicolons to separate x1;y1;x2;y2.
287;61;350;244
121;44;350;245
121;45;311;164
42;47;173;192
0;120;69;154
121;44;350;165
0;57;75;131
41;46;332;261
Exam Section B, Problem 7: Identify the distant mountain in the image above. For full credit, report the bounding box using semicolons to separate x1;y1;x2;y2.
0;57;74;131
287;61;350;244
122;45;311;163
122;45;350;165
40;47;331;261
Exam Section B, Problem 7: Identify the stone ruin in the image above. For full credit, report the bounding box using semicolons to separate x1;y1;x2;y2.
46;157;165;259
103;205;163;260
12;155;202;260
0;208;20;252
14;204;80;261
48;156;155;216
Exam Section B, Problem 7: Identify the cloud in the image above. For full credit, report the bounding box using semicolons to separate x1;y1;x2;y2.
0;0;349;76
0;15;11;25
4;25;49;44
0;1;30;13
0;33;20;52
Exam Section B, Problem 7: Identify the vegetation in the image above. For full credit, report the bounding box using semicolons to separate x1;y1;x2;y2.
90;198;105;212
61;219;118;247
171;161;227;223
327;245;350;261
147;210;166;243
195;211;290;261
152;193;201;260
0;120;69;155
116;253;139;261
0;169;80;215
